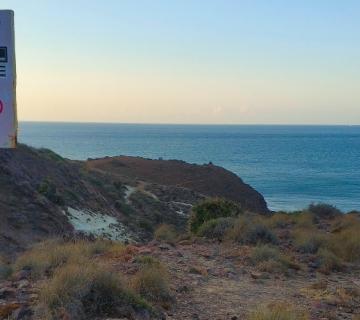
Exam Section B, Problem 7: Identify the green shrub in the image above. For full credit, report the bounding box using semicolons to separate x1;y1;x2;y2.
317;249;343;274
37;179;64;205
308;203;342;219
197;217;235;240
189;198;242;233
154;224;177;244
38;262;148;319
228;216;278;245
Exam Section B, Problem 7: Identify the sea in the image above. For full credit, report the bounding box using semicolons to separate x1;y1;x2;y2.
18;122;360;212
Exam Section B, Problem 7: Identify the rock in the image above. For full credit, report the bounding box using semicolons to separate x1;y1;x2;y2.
177;285;191;293
12;269;31;281
158;243;172;251
0;287;17;299
189;266;208;276
178;240;192;246
134;309;151;320
250;271;267;280
16;280;30;289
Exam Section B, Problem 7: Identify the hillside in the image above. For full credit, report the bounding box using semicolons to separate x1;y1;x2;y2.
0;145;268;256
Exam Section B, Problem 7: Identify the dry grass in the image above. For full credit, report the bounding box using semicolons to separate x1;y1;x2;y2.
249;302;308;320
14;239;127;279
38;262;148;320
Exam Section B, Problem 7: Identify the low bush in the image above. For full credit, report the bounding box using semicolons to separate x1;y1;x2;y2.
131;263;172;305
228;216;278;245
154;224;177;244
197;217;235;240
329;226;360;263
189;198;242;233
317;248;343;274
38;262;148;320
251;245;298;274
37;179;64;205
308;203;342;219
249;302;308;320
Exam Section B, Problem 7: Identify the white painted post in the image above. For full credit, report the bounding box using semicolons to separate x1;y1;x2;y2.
0;10;17;148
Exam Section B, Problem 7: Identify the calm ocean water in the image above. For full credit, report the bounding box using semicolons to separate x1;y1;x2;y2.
18;122;360;212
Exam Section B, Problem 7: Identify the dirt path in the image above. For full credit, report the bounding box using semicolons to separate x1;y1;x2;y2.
149;242;360;320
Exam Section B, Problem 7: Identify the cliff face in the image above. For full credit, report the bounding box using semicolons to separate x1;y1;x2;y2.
0;145;269;255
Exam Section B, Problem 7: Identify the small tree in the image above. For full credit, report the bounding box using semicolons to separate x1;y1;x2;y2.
189;198;242;234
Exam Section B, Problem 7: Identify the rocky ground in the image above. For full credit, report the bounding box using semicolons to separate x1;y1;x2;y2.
1;240;359;320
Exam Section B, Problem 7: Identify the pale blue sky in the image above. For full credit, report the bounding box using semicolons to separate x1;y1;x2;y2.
2;0;360;124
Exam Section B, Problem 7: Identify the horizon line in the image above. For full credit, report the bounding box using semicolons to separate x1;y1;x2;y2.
19;120;360;127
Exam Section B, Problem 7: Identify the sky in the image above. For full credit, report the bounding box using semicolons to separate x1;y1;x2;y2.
1;0;360;124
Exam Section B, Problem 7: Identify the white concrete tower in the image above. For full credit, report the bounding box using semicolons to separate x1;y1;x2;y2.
0;10;17;148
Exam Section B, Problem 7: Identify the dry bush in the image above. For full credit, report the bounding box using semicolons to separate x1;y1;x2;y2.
38;262;148;320
266;212;295;229
317;248;343;274
154;224;177;244
249;302;308;320
292;228;328;254
329;226;360;263
131;263;172;305
197;217;235;240
308;203;342;219
134;255;161;267
292;212;316;228
251;245;299;274
228;216;278;245
330;213;360;233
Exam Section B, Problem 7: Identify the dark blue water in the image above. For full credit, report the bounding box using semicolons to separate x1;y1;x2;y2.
18;122;360;212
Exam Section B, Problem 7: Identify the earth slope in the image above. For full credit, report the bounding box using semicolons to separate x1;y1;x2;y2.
0;145;268;256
